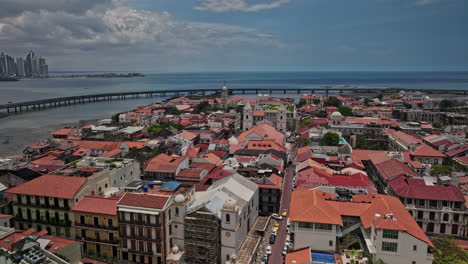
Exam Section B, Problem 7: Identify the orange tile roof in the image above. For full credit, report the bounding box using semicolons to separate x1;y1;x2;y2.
289;190;343;226
237;124;285;145
253;110;265;116
6;175;87;199
290;189;433;247
125;141;147;149
285;247;312;264
179;130;198;141
72;196;119;215
247;139;286;152
145;154;187;173
45;236;80;253
351;149;411;169
50;128;73;136
74;140;122;151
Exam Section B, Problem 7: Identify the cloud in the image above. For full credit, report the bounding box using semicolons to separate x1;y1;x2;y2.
0;0;281;70
195;0;290;12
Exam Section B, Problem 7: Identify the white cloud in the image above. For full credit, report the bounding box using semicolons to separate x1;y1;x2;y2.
195;0;290;12
0;0;282;70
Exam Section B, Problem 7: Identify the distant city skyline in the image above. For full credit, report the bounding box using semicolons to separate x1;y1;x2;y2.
0;50;48;77
0;0;467;72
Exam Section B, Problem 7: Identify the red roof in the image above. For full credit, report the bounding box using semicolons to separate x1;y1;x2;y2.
74;141;122;151
375;159;417;180
45;236;79;253
285;247;311;264
6;175;87;199
177;169;204;179
118;193;169;209
297;167;375;191
258;174;283;189
412;144;446;158
351;149;411;169
388;176;465;202
50;128;73;136
72;196;120;215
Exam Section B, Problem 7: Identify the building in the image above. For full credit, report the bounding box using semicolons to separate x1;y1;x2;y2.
184;174;259;264
289;189;434;264
72;196;120;261
242;99;296;132
250;174;282;215
6;175;90;239
388;130;446;165
16;57;25;77
117;181;195;264
328;112;390;147
144;154;189;181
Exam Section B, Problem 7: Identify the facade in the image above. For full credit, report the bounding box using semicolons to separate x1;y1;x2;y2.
184;174;259;264
328;112;390;147
289;189;434;264
144;154;190;181
251;174;282;215
72;196;120;261
242;100;295;132
6;175;90;239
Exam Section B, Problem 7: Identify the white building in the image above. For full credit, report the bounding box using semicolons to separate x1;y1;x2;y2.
184;174;259;264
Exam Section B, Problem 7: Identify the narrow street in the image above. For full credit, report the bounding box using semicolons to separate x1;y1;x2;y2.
268;149;296;264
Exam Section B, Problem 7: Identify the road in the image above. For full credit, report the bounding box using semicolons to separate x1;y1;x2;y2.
268;154;295;264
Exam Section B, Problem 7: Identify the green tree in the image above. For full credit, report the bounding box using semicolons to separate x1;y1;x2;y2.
355;136;384;150
430;165;453;176
389;94;400;99
338;106;353;116
300;118;313;128
324;96;342;107
439;99;459;112
433;121;442;129
403;102;412;109
296;137;312;148
376;93;384;101
313;98;321;105
432;235;468;264
320;132;339;146
167;106;181;115
297;98;307;107
194;101;210;113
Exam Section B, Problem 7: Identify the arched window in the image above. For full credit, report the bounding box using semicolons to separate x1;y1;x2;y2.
226;213;230;223
443;213;449;221
175;207;179;217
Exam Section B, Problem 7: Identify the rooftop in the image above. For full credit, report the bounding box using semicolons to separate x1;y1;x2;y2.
117;192;169;210
6;175;87;199
71;196;120;215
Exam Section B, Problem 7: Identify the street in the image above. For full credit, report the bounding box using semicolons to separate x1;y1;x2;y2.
268;156;295;264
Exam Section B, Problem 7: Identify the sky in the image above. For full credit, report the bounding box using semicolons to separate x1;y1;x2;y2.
0;0;467;72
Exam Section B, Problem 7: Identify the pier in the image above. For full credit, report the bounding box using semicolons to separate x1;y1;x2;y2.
0;87;466;115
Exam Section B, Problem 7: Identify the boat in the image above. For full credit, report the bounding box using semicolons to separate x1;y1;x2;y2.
0;77;19;81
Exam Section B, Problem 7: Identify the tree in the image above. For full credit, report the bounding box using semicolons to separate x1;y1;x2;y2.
403;102;412;109
338;106;353;116
439;99;458;112
433;121;442;129
167;106;181;115
296;137;312;148
324;96;342;107
194;101;210;113
320;132;339;146
300;118;313;128
355;136;384;150
376;93;383;101
313;98;321;105
430;165;453;176
432;235;468;264
297;98;307;107
389;94;400;99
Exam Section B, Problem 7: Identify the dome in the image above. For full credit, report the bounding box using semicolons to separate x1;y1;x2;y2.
171;245;180;254
331;111;343;120
223;199;236;211
174;194;185;204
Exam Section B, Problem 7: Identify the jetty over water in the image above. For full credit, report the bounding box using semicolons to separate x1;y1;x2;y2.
0;87;466;114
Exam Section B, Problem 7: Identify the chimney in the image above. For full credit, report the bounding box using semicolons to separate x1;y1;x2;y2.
374;213;381;219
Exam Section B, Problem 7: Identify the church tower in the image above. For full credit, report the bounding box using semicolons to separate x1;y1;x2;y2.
221;81;229;110
243;102;253;131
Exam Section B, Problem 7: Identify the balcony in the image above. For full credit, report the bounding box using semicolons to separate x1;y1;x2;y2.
128;249;153;256
120;233;161;243
119;219;161;227
13;201;70;210
77;236;119;245
75;222;118;231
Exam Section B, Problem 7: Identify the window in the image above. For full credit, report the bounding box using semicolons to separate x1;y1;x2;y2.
383;230;399;239
329;240;333;247
108;219;113;227
454;214;459;222
225;213;230;223
315;223;332;231
381;242;398;252
298;222;313;230
175;207;179;217
443;213;449;221
413;245;417;251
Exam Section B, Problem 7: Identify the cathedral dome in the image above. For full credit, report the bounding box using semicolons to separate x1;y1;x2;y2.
331;111;343;120
223;199;236;211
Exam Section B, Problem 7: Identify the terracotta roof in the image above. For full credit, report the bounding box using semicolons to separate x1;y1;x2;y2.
178;130;198;141
388;176;465;202
177;169;204;179
454;156;468;165
6;175;87;199
351;149;411;169
247;139;286;152
285;247;311;264
190;162;216;172
445;145;468;157
145;154;188;173
297;167;375;191
289;190;343;226
290;190;433;247
375;159;418;180
72;196;119;215
74;140;122;151
50;128;73;136
253;110;265;116
101;148;122;158
412;144;446;158
237;124;285;145
125;141;147;149
0;214;13;218
118;193;169;209
45;236;79;253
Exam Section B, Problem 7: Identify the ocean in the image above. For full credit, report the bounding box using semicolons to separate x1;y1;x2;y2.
0;71;467;156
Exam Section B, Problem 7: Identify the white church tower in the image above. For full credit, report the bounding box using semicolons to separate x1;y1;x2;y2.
243;102;254;131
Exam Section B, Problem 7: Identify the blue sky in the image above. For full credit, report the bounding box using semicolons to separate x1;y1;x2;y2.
0;0;467;71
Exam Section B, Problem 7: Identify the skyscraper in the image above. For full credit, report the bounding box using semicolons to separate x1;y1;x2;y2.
16;58;25;77
25;50;33;77
0;53;6;77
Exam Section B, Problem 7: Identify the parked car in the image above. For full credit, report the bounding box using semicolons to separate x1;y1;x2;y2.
266;246;272;255
269;234;276;244
282;245;288;256
273;223;280;230
271;213;283;221
281;209;288;217
272;229;277;236
262;255;268;263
